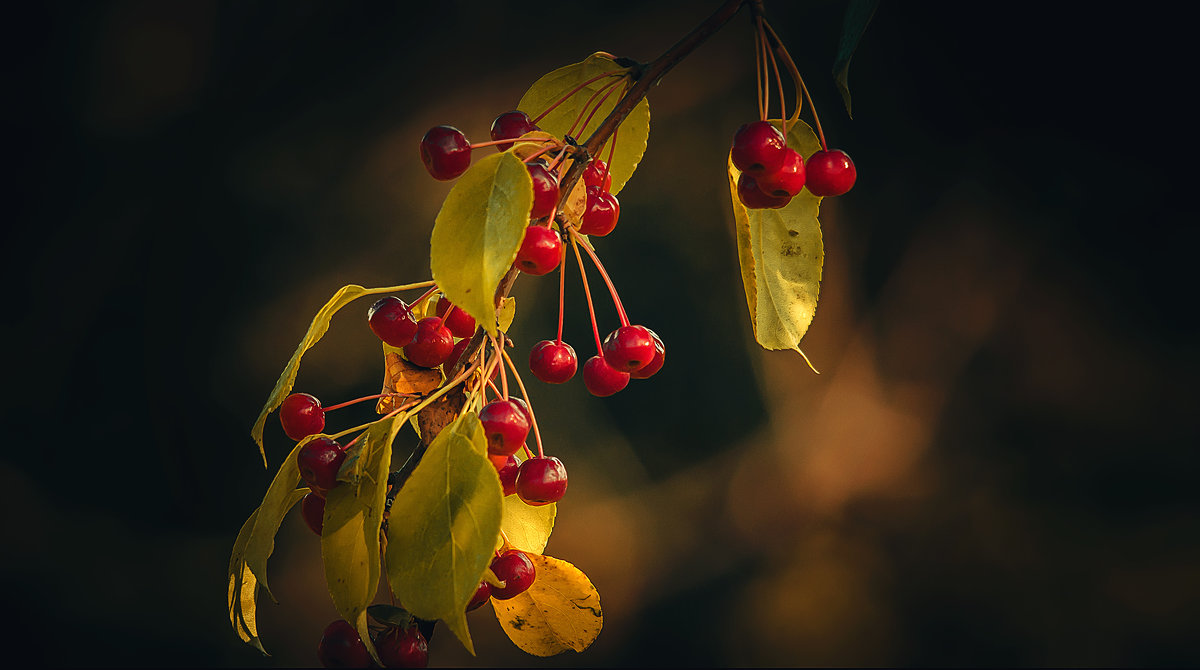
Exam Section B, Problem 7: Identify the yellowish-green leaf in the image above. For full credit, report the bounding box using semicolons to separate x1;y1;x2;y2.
492;553;603;656
322;413;405;667
386;412;503;654
228;489;306;654
518;53;649;195
501;496;556;555
431;152;532;338
728;120;824;357
497;297;516;333
244;439;313;600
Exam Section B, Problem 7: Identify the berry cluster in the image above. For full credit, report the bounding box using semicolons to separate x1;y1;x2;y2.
317;618;429;668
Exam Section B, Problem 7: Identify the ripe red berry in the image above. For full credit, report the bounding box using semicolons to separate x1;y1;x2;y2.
629;329;665;379
467;581;492;611
367;296;419;348
516;456;568;506
602;325;657;372
301;492;325;536
804;149;857;197
736;172;791;209
510;397;533;426
376;625;429;668
419;125;472;181
404;317;454;368
515;225;563;275
489;110;538;152
527;163;560;220
435;297;476;339
443;337;471;374
583;159;612;191
490;550;536;600
497;455;520;496
731;120;787;176
480;399;530;457
579;186;619;236
280;393;325;441
583;355;630;397
756;147;806;197
298;437;345;496
317;619;372;669
529;339;577;383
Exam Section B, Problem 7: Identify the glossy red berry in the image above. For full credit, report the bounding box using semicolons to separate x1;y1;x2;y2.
280;392;325;441
298;437;345;496
435;297;476;339
602;325;657;372
480;399;530;457
804;149;857;197
489;110;538;152
529;339;577;383
317;619;372;669
527;163;560;220
497;455;520;496
756;147;806;197
579;186;619;236
510;397;533;425
490;550;536;600
368;296;419;348
583;355;630;397
301;492;325;536
467;581;492;611
403;317;454;368
443;337;471;374
515;225;562;275
736;172;792;209
516;456;568;506
376;625;429;668
419;125;471;181
629;329;665;379
731;120;787;176
583;159;612;191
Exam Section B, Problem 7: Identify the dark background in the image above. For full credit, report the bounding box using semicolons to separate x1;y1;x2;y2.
4;1;1198;666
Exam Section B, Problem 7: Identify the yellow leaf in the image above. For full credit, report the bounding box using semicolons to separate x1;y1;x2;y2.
386;412;503;654
497;297;517;333
430;152;533;338
728;120;824;357
228;489;306;654
244;439;313;599
492;553;603;656
501;496;556;555
377;350;442;414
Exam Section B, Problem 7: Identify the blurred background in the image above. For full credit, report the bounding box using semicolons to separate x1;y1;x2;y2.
4;1;1198;666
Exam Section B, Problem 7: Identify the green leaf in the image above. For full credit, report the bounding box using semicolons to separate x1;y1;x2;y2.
228;489;306;654
430;152;533;338
501;496;556;555
517;53;650;195
244;439;314;600
728;120;824;357
321;413;406;666
386;412;503;655
833;0;879;118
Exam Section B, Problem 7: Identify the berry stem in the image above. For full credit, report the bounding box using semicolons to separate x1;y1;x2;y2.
362;280;436;296
761;16;787;133
470;137;544;150
330;400;418;441
762;19;827;150
491;332;510;400
556;229;567;345
754;27;765;120
757;17;770;122
567;76;626;140
602;123;618;185
532;69;625;124
520;143;561;164
569;232;605;355
569;227;629;327
321;393;393;413
500;348;545;459
411;285;440;312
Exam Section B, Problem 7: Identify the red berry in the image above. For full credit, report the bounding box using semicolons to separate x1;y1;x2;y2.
297;437;345;496
280;393;325;441
443;337;471;373
368;297;418;348
602;325;657;372
756;147;806;197
435;297;476;339
419;125;471;181
527;163;560;220
376;625;429;668
497;455;520;496
515;225;562;275
582;355;630;397
509;397;533;425
579;186;619;236
467;581;492;611
804;149;857;197
736;172;792;209
317;619;372;668
301;492;325;536
629;329;665;379
489;110;538;152
529;339;577;383
490;550;536;600
731;120;787;176
403;317;454;368
516;456;568;506
480;399;530;457
583;159;612;191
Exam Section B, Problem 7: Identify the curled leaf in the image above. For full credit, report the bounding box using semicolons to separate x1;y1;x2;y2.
833;0;879;118
228;489;306;654
377;349;442;414
491;553;603;656
501;496;556;555
244;439;313;600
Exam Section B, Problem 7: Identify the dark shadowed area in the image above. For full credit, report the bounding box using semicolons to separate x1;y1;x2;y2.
3;1;1198;667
